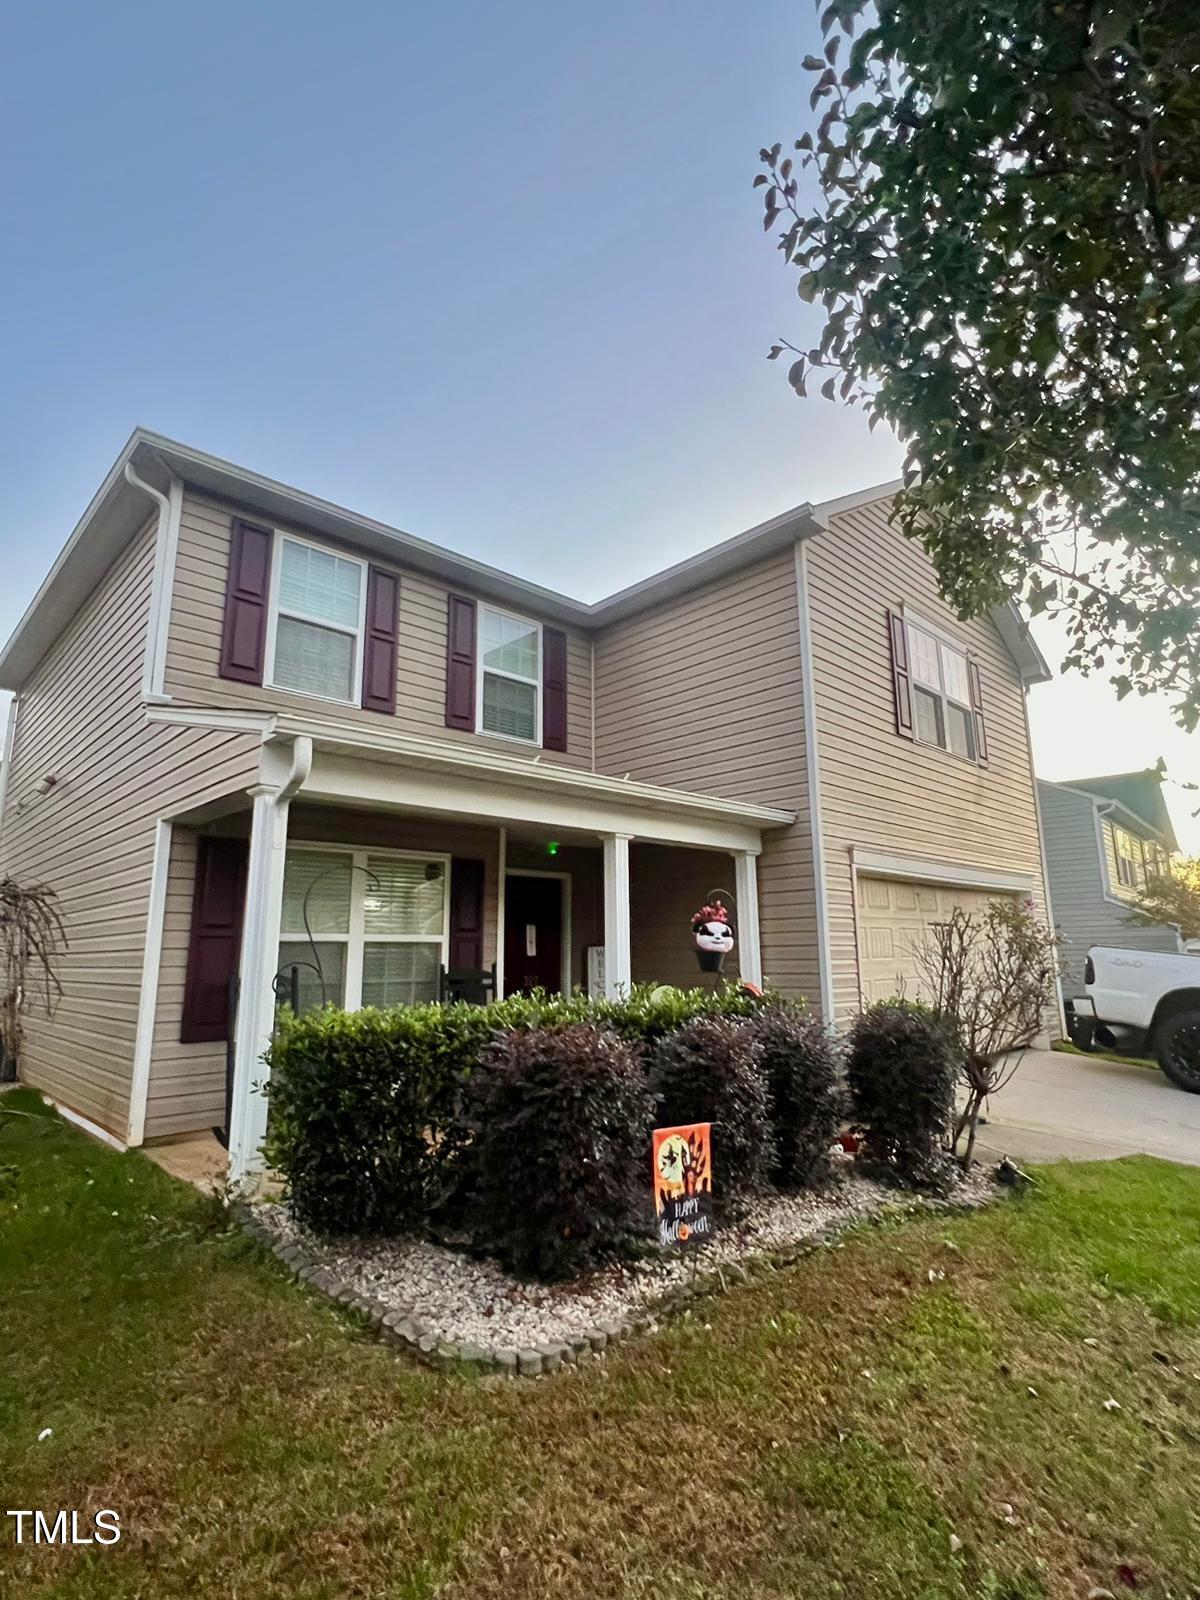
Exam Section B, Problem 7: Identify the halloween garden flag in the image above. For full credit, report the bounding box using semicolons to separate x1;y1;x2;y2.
652;1122;714;1248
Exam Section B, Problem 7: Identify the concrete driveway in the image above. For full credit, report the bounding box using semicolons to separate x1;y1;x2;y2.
973;1047;1200;1168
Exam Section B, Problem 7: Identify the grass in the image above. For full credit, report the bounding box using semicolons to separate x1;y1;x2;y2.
1052;1038;1157;1070
4;1088;1200;1598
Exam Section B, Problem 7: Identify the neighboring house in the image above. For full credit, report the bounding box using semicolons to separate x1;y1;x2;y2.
1039;770;1182;995
0;432;1053;1179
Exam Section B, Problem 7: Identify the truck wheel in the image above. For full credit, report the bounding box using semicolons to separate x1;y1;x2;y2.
1154;1010;1200;1093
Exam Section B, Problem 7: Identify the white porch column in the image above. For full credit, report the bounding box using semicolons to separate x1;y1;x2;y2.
734;848;763;986
227;736;312;1186
601;832;633;998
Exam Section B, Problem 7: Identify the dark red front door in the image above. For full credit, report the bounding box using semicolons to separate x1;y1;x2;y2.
504;874;564;995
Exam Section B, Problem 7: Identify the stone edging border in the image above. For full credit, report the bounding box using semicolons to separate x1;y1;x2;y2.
234;1185;995;1378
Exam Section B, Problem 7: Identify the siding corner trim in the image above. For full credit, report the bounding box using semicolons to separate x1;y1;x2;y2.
793;541;835;1023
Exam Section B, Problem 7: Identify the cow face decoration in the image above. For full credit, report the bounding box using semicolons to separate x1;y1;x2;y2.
691;899;735;971
693;919;735;955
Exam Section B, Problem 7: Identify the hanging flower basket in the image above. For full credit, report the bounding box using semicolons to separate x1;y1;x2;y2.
691;900;735;973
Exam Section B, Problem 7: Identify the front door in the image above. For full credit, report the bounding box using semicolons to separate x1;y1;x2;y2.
504;874;564;995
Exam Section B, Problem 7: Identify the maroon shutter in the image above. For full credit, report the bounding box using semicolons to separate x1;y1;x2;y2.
542;626;568;752
449;858;485;969
361;566;400;714
181;837;249;1044
887;610;915;740
219;520;273;684
968;660;988;764
445;594;477;729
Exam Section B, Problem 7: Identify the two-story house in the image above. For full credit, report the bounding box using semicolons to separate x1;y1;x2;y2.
1039;769;1182;996
0;431;1053;1179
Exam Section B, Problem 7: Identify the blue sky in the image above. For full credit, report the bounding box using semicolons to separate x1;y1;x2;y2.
2;1;1196;845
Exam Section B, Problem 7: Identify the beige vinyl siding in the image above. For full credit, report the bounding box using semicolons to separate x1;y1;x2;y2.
1039;782;1179;995
165;491;594;769
806;497;1050;1021
0;516;262;1139
593;552;818;1000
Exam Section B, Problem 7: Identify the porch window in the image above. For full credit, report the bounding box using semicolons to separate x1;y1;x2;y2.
277;846;450;1012
268;534;366;703
906;621;976;761
478;605;541;743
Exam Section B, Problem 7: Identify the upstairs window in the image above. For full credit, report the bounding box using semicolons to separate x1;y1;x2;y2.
478;605;541;743
1113;827;1146;889
268;535;366;703
907;622;977;761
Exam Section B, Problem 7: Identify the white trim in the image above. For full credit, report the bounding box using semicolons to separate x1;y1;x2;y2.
601;832;633;998
145;705;277;735
142;476;182;698
0;694;18;850
850;847;1034;894
228;736;313;1185
793;543;835;1022
264;529;368;709
504;868;572;994
476;602;543;747
733;849;763;987
49;1098;127;1152
126;818;173;1146
495;826;507;999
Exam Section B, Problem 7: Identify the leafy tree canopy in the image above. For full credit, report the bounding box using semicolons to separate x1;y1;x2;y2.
1128;856;1200;941
761;1;1200;726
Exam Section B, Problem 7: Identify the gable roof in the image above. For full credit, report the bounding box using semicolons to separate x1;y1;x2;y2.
0;428;1051;689
1058;768;1179;852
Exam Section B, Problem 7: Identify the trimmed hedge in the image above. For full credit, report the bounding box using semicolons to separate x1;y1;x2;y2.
845;1001;960;1191
751;1007;843;1190
264;983;766;1238
647;1014;773;1217
464;1023;655;1280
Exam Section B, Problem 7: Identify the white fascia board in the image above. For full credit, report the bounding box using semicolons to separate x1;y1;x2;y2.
303;750;775;853
851;847;1034;894
809;479;904;525
268;712;794;828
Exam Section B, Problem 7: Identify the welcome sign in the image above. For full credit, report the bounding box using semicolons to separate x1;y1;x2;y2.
652;1122;714;1248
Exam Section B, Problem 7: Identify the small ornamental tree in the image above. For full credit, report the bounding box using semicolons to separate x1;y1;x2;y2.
0;878;67;1078
1128;857;1200;943
648;1015;772;1217
914;898;1062;1166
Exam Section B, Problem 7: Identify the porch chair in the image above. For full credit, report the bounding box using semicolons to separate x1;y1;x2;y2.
438;963;498;1005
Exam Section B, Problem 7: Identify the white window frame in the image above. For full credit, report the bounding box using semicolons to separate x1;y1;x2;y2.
903;612;979;765
476;603;543;746
278;843;451;1008
264;530;368;708
1113;826;1145;890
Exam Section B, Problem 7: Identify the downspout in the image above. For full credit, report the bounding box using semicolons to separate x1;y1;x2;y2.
124;462;182;701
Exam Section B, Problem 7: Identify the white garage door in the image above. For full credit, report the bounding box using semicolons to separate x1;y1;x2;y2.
856;876;1013;1004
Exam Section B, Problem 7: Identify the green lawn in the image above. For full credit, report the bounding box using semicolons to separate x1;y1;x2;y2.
3;1089;1200;1599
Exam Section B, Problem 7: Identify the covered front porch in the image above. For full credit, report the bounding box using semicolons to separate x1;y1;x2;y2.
148;718;793;1181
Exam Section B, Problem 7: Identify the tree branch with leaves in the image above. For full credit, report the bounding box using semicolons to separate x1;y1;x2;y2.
760;0;1200;726
1127;857;1200;942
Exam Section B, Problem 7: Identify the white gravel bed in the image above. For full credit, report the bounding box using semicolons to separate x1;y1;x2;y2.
253;1161;997;1357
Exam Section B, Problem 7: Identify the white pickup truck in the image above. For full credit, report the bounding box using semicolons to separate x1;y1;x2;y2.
1072;947;1200;1092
